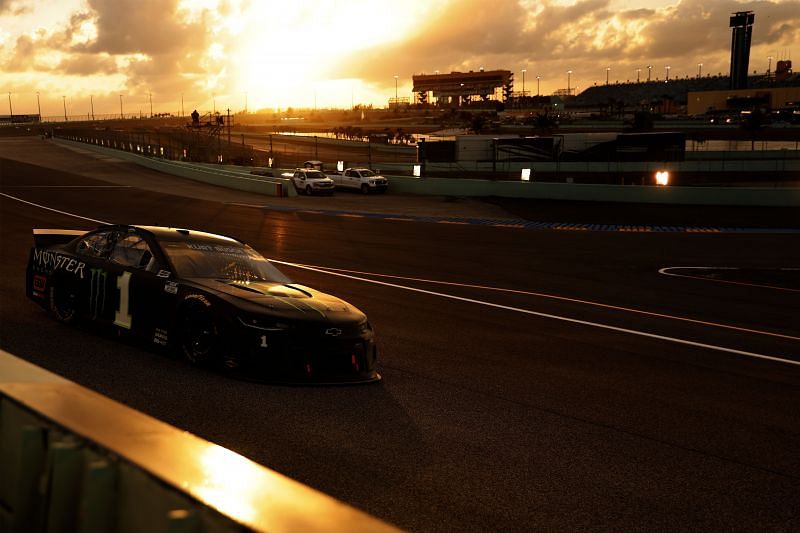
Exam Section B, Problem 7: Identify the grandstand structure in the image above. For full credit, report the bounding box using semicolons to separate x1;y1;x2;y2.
413;70;513;106
567;65;799;116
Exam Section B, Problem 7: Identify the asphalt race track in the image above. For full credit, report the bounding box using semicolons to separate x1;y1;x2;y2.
1;137;799;532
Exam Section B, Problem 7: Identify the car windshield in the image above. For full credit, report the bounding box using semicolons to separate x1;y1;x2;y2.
359;170;375;177
306;171;327;179
160;240;292;283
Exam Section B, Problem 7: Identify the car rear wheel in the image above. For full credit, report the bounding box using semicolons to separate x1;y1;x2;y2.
305;185;312;195
178;308;218;366
49;281;78;324
361;184;369;194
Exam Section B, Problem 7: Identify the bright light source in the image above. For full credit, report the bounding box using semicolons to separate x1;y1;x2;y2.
337;160;344;172
521;168;531;181
268;157;273;167
655;170;670;186
413;164;421;177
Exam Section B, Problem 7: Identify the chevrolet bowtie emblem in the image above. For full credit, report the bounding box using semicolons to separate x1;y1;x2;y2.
325;328;343;336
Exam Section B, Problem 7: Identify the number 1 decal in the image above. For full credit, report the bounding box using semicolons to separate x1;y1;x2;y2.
114;271;133;329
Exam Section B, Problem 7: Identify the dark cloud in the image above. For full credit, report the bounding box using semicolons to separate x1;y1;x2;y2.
0;0;32;16
619;8;655;19
57;53;118;75
4;34;36;70
79;0;205;56
333;0;799;94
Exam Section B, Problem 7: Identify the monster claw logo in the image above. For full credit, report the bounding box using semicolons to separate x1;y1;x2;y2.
89;268;107;319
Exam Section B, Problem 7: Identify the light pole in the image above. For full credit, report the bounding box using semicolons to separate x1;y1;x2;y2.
636;68;641;82
536;75;540;96
647;65;652;82
62;96;67;122
36;92;41;119
181;93;184;117
119;94;123;119
768;55;773;76
698;63;703;77
90;94;94;120
213;95;216;114
394;75;398;104
606;67;610;85
7;92;12;119
665;65;671;81
521;69;526;96
149;92;153;117
567;70;572;95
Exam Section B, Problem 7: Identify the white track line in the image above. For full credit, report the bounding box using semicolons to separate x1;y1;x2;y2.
659;266;800;293
278;264;800;342
272;260;800;368
1;192;110;224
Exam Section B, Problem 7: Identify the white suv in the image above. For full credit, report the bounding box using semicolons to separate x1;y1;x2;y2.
292;169;335;196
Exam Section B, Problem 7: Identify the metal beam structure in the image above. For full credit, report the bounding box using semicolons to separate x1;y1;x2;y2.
412;70;513;105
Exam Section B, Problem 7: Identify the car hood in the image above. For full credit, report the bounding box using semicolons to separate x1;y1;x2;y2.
188;278;362;320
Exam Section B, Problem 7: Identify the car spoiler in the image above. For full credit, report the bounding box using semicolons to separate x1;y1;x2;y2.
33;228;84;248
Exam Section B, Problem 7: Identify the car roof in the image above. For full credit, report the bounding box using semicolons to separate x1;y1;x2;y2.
97;225;244;245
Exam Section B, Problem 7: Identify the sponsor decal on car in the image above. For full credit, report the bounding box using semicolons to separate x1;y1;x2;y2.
185;293;211;307
32;249;86;279
153;327;169;346
89;268;107;319
32;274;48;299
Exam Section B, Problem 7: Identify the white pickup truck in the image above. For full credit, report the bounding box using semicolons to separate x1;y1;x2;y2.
303;161;388;194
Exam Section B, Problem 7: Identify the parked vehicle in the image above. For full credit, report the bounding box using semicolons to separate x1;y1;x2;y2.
291;168;335;195
330;168;388;194
301;161;388;194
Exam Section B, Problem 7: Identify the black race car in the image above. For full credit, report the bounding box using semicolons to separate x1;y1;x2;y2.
26;225;380;384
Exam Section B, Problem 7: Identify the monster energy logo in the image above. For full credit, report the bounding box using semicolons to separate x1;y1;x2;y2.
89;268;107;319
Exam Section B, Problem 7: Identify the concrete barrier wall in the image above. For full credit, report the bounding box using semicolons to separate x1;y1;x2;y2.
54;138;297;197
386;176;800;206
0;350;398;533
56;136;799;206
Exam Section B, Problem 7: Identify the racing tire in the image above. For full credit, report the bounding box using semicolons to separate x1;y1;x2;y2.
305;185;313;195
361;184;369;194
178;308;218;366
49;280;78;324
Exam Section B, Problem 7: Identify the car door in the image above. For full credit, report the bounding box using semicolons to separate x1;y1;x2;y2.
106;231;170;341
343;169;355;189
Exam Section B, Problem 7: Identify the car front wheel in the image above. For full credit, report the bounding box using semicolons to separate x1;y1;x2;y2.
306;185;312;195
178;308;218;366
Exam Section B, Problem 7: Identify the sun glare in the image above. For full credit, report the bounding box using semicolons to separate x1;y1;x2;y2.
219;0;428;109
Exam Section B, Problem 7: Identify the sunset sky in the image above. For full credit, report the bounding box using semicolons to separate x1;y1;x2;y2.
1;0;798;118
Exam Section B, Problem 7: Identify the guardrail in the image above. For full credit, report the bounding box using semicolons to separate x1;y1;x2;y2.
52;138;296;197
0;349;399;533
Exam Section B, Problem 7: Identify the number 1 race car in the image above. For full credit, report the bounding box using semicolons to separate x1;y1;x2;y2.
26;225;380;384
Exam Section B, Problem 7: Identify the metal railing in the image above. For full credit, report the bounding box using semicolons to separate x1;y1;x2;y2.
0;350;399;533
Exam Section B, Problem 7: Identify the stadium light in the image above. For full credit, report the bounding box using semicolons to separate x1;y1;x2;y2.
655;170;670;186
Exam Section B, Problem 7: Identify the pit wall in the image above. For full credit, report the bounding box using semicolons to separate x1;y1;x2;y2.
0;350;398;533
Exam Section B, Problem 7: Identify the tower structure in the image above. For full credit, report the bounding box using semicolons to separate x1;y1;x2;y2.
729;11;754;89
